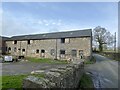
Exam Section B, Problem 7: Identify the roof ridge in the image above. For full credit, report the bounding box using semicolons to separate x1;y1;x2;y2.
11;29;92;37
5;29;92;41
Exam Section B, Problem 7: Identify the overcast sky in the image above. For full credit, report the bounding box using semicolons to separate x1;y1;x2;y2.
1;2;118;37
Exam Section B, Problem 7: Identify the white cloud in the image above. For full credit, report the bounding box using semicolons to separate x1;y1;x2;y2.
43;19;48;23
45;23;49;26
57;23;61;26
52;22;55;25
37;19;62;27
38;20;43;24
2;10;65;36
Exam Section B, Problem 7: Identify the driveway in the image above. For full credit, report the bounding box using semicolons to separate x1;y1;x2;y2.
85;54;118;88
1;61;68;75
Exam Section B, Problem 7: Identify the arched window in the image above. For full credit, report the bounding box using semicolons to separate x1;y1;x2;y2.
41;49;45;53
22;49;25;52
8;47;11;51
36;49;39;53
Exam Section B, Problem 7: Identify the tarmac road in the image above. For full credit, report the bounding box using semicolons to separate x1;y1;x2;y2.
85;54;118;89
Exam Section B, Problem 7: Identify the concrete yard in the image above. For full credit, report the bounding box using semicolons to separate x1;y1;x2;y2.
1;60;68;75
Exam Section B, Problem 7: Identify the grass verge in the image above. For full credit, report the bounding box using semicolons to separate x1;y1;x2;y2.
98;52;120;61
1;74;45;89
26;57;68;64
0;76;2;90
84;56;96;64
79;73;94;89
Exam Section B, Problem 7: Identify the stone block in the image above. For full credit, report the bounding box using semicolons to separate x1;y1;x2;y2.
23;62;84;89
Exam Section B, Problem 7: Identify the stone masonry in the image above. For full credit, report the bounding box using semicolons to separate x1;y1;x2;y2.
5;37;92;60
23;60;84;89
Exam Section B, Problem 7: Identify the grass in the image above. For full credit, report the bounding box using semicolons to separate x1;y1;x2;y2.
1;73;94;89
1;74;45;89
0;76;2;90
84;56;96;64
26;57;68;64
79;73;94;89
98;52;120;61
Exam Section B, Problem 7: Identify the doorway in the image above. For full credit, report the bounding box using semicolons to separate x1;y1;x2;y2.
79;50;84;59
41;49;45;58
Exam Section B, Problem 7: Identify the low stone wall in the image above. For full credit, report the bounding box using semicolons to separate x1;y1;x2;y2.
23;61;84;89
98;52;120;61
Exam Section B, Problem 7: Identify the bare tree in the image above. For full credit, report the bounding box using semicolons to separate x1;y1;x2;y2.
93;26;114;52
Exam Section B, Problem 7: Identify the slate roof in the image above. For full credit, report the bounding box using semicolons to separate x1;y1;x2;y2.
5;29;92;41
0;36;10;41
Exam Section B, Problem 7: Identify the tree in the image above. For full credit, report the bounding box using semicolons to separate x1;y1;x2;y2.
93;26;114;52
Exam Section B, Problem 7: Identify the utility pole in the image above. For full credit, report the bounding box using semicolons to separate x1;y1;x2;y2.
114;32;116;52
114;32;116;59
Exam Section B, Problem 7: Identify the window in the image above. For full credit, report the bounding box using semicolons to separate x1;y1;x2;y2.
41;49;45;53
61;38;65;43
14;47;17;52
51;49;55;56
65;38;70;43
61;38;70;43
71;50;77;57
60;50;65;54
22;49;25;52
60;50;66;59
14;40;17;44
27;40;30;44
18;48;21;50
8;47;11;51
36;49;39;53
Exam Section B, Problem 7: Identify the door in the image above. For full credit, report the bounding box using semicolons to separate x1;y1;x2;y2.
41;49;45;58
60;50;65;59
71;50;77;57
79;50;84;59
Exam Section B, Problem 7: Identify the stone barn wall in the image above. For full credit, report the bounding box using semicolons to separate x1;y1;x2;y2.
23;61;84;89
5;37;92;60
